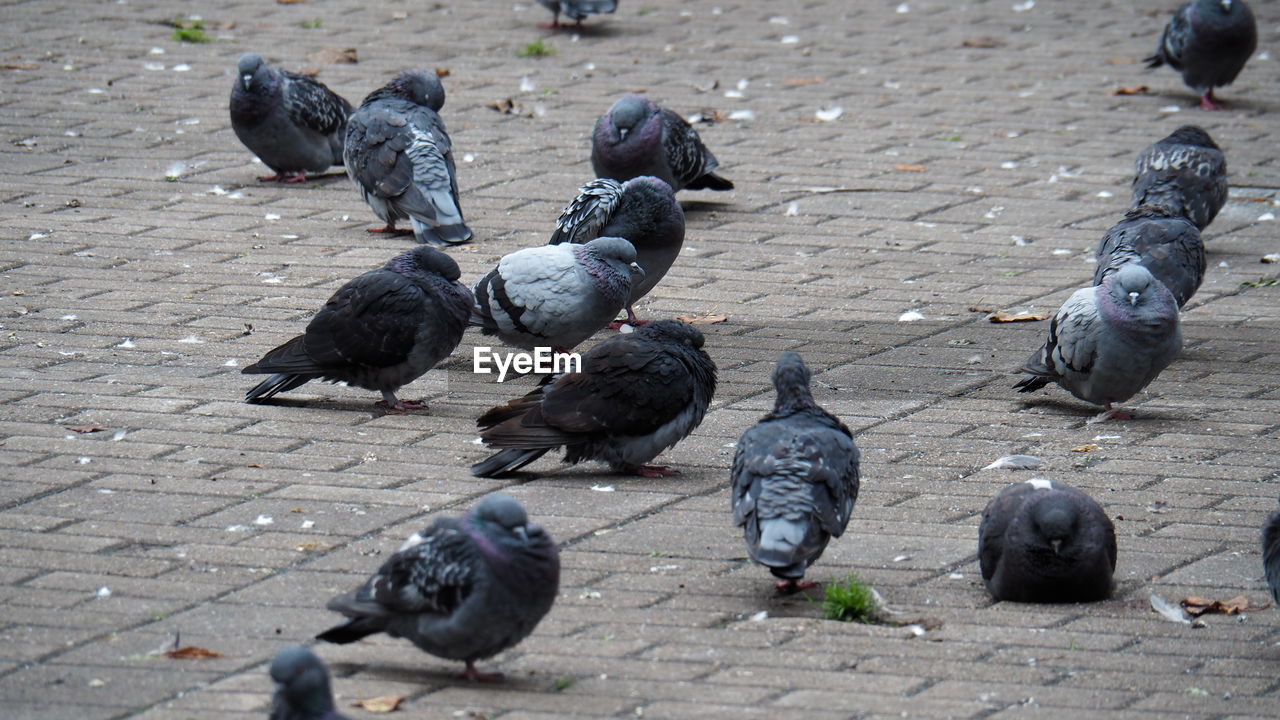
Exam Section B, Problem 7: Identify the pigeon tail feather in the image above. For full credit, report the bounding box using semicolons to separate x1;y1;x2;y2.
470;448;551;478
245;373;313;403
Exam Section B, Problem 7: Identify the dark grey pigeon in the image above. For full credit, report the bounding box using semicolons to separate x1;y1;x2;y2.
1262;501;1280;603
591;95;734;192
1145;0;1257;110
229;53;352;184
243;246;472;410
1131;125;1228;231
471;319;717;478
1014;264;1182;423
548;176;685;325
979;478;1117;603
344;70;472;246
1093;205;1205;308
316;493;559;682
269;645;350;720
536;0;617;29
730;352;860;593
471;236;643;352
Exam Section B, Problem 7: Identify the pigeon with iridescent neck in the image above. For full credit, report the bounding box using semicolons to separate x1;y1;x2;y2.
1093;205;1205;309
1145;0;1257;110
268;646;350;720
591;95;733;192
1130;125;1227;231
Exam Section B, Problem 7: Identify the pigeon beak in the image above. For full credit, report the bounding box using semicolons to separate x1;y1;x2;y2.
1127;290;1139;306
629;262;644;278
512;525;528;542
241;74;254;90
1051;539;1063;555
618;127;630;141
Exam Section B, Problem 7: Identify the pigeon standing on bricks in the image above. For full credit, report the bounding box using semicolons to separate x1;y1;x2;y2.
1093;205;1205;309
536;0;617;29
1130;125;1228;231
1145;0;1257;110
268;646;350;720
1262;501;1280;603
591;94;734;192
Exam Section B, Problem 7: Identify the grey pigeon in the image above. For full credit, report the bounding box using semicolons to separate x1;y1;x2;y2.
730;352;860;593
229;53;352;184
243;246;472;410
1262;500;1280;603
1145;0;1257;110
1093;205;1205;308
591;95;734;192
979;478;1117;603
1013;264;1182;422
471;319;717;478
269;645;350;720
316;493;559;682
536;0;617;29
471;236;643;352
1131;125;1228;231
344;70;472;246
548;176;685;325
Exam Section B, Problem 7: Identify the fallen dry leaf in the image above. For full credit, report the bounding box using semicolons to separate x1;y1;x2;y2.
1070;444;1099;453
967;305;995;314
1109;85;1149;96
988;309;1046;323
305;47;358;65
962;37;1005;49
66;425;106;434
1181;595;1259;617
694;108;728;124
165;646;224;660
294;542;325;552
894;164;927;173
4;62;39;70
354;696;407;713
486;98;523;115
434;67;450;77
783;76;826;86
673;313;728;325
1106;57;1138;65
246;463;265;469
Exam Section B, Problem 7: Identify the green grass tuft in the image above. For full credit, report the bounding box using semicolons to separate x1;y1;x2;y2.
552;675;574;692
169;18;210;43
301;18;322;29
516;39;556;58
822;573;879;623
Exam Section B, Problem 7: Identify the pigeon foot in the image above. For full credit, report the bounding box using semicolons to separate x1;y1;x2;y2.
367;224;414;236
537;20;561;29
455;661;504;683
377;393;427;412
1198;91;1225;111
281;172;309;184
634;464;679;478
1087;404;1132;424
257;173;286;182
775;579;819;593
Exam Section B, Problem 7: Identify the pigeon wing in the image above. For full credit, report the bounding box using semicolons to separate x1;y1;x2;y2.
548;178;624;245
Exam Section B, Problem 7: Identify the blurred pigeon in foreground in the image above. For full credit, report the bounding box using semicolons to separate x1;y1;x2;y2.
731;352;860;593
471;237;642;352
548;176;685;325
979;478;1117;603
537;0;617;29
1262;501;1280;603
1145;0;1257;110
229;53;352;184
345;70;472;246
1131;125;1228;231
1093;205;1205;308
471;320;716;478
269;646;349;720
316;493;559;682
243;246;472;410
1013;264;1182;423
592;95;733;192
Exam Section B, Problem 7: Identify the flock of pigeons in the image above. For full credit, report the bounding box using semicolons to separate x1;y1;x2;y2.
219;1;1275;717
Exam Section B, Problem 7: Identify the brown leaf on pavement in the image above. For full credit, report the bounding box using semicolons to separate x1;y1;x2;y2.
783;76;826;86
674;313;728;326
1181;595;1260;617
989;309;1046;323
1070;444;1099;453
354;696;407;713
962;38;1005;48
894;164;927;173
66;425;107;434
486;98;523;115
1108;85;1148;96
165;646;224;659
305;48;358;65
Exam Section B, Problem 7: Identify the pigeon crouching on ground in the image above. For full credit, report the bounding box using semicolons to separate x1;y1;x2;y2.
1093;205;1205;309
1262;501;1280;603
268;646;350;720
229;53;352;184
536;0;617;29
243;246;472;410
471;319;717;478
1131;125;1228;231
731;352;860;593
979;478;1117;603
1145;0;1257;110
591;94;733;192
316;494;560;683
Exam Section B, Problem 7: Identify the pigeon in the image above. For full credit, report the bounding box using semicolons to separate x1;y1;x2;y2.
536;0;617;29
268;645;350;720
1093;205;1205;308
243;246;473;410
548;176;685;325
730;352;860;593
471;236;643;352
1145;0;1257;110
1013;264;1182;422
1262;501;1280;603
344;70;472;246
979;478;1117;603
1130;125;1228;231
229;53;352;184
471;319;717;478
316;493;559;683
591;95;734;192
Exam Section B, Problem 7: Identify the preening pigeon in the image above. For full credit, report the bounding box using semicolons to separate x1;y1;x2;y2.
1093;205;1205;309
1131;124;1228;231
316;493;559;683
471;236;643;352
1262;501;1280;603
1013;264;1182;422
591;95;734;192
979;478;1117;603
344;70;472;246
229;53;352;184
1145;0;1257;110
536;0;617;29
268;646;350;720
548;176;685;325
471;319;717;478
730;352;860;593
243;246;472;410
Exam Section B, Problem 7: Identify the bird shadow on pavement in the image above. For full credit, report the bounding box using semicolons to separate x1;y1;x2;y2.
1014;397;1188;425
680;199;735;216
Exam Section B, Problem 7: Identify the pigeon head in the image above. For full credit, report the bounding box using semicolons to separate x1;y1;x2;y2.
1029;495;1079;555
1106;264;1165;308
393;246;462;282
619;176;682;227
365;70;446;111
581;236;644;285
269;645;336;717
465;494;559;577
768;351;821;416
639;319;706;350
608;95;657;140
236;53;270;92
1164;124;1220;150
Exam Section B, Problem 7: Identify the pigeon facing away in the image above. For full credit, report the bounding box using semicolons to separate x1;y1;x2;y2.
1145;0;1257;110
229;53;352;184
591;95;734;192
548;176;685;325
979;478;1117;603
536;0;617;29
344;70;472;246
471;319;717;478
316;493;560;682
269;645;350;720
1262;501;1280;603
471;236;643;352
1093;205;1205;309
1013;264;1182;422
1131;125;1228;231
731;352;860;593
243;246;473;410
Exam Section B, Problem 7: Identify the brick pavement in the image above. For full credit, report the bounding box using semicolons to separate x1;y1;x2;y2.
2;0;1280;717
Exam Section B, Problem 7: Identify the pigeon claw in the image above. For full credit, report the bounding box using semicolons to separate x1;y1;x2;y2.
1087;404;1133;424
281;172;309;184
775;579;819;594
367;224;414;236
456;661;504;683
1198;91;1225;111
633;464;679;478
377;396;428;412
